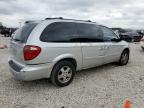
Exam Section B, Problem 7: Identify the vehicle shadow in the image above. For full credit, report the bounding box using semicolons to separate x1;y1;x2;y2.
76;63;120;76
15;63;120;89
16;78;57;89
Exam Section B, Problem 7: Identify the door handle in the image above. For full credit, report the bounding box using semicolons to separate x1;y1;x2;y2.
98;46;109;50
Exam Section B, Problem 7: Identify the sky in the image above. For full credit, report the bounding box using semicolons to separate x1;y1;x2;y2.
0;0;144;29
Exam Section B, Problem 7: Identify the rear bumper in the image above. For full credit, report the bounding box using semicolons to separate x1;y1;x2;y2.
8;58;53;81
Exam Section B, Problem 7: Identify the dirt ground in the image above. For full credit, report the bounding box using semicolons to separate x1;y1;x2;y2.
0;35;144;108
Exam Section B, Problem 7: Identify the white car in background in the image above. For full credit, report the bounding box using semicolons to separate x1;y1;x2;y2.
141;36;144;50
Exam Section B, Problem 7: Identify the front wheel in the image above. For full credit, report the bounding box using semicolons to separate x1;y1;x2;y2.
118;50;129;66
51;61;76;87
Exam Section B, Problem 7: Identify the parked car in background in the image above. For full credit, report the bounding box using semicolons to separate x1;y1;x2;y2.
137;30;144;37
120;32;142;42
0;23;4;34
129;32;142;42
1;27;17;37
112;28;142;42
111;28;132;42
140;36;144;50
120;32;133;42
1;28;10;37
9;18;130;87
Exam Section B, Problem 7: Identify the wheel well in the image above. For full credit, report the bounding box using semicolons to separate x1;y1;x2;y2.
55;58;77;69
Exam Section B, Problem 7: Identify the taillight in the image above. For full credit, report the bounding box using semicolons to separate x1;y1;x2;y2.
24;45;41;61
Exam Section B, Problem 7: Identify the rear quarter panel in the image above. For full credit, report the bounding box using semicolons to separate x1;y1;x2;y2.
25;41;83;70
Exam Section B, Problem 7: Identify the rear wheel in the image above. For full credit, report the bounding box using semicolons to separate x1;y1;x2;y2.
118;50;129;66
51;61;75;87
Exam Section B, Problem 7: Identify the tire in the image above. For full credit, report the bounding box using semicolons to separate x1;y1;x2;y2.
118;50;129;66
51;61;76;87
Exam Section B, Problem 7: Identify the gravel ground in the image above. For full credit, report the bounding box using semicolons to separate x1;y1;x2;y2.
0;35;144;108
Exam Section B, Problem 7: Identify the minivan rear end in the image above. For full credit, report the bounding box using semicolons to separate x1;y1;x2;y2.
10;23;37;64
8;21;53;80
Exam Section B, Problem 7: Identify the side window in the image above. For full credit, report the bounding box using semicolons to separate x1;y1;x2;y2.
76;23;103;42
101;26;119;42
40;22;78;42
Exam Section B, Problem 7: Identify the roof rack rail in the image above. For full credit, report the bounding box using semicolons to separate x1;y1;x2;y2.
87;20;91;22
45;17;94;23
25;21;33;24
25;20;41;24
45;17;63;20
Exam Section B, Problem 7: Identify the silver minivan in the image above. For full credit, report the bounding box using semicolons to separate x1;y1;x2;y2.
8;18;130;87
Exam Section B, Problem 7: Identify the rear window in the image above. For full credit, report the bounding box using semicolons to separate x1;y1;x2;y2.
13;23;37;43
